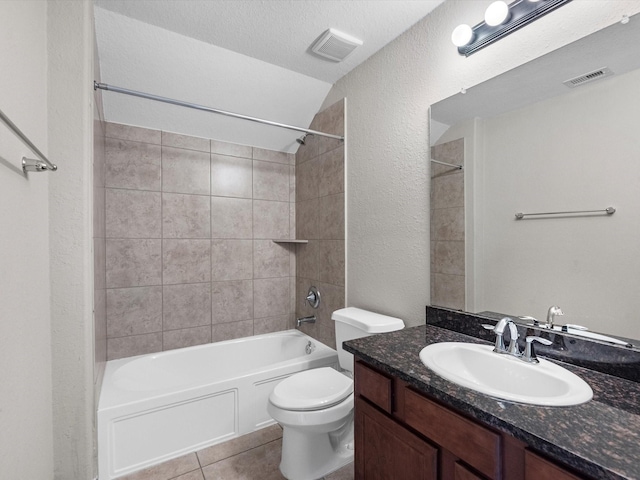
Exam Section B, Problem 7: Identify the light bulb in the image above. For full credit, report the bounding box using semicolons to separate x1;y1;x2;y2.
485;1;509;26
451;24;473;47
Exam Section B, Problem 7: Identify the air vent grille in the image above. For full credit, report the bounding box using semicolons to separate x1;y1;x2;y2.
563;67;614;88
311;28;363;62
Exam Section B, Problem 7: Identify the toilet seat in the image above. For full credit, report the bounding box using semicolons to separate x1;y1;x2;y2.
270;367;353;411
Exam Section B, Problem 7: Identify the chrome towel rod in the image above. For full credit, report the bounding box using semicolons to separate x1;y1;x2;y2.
94;82;344;141
430;159;463;170
515;207;616;220
0;107;57;173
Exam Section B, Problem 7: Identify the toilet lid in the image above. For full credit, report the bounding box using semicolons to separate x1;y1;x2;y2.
270;367;354;411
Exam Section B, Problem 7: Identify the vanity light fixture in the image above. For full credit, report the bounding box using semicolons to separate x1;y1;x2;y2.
452;0;573;56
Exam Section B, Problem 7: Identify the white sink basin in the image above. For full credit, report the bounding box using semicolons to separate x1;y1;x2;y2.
419;342;593;406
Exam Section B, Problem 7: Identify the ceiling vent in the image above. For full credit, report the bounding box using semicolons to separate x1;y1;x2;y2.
563;67;614;88
311;28;363;62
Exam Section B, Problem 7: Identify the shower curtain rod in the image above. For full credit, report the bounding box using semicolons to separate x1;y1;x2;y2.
94;82;344;141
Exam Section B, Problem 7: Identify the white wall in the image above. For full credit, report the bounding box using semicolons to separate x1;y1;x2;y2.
48;1;96;478
0;2;54;479
323;0;640;326
477;68;640;338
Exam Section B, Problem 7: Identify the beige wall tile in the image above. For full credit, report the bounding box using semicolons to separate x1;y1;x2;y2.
431;207;464;242
318;147;344;197
211;239;253;281
162;131;210;152
163;283;212;330
296;158;319;202
162;193;210;238
94;185;106;239
211;197;253;239
433;241;465;276
107;286;163;338
106;189;161;238
162;146;210;195
318;240;345;287
254;277;289;319
253;160;290;202
295;133;319;165
289;165;296;203
211;280;253;323
296;241;319;280
253;200;290;239
107;332;163;361
254;315;289;335
317;193;345;240
210;139;252;158
163;326;212;351
211;319;253;342
431;171;464;209
106;138;161;191
253;240;290;279
211;154;253;198
105;122;161;144
94;237;106;291
106;239;162;288
316;281;345;331
432;273;465;310
295;198;318;240
252;147;292;165
163;239;211;285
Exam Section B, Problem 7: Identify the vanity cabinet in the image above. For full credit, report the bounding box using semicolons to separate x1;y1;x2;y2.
354;360;590;480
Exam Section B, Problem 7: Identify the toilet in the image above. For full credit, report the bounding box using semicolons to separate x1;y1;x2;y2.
268;307;404;480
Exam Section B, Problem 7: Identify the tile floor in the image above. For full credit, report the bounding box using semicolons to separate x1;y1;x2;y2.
118;424;354;480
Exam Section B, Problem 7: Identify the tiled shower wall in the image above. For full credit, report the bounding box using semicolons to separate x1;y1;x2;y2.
93;43;107;385
295;100;346;349
103;122;296;360
430;138;465;310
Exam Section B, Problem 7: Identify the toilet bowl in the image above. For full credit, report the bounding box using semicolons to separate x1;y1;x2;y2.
268;367;354;480
268;307;404;480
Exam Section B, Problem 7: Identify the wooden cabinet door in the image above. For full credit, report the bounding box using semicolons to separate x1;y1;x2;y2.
525;450;586;480
355;397;437;480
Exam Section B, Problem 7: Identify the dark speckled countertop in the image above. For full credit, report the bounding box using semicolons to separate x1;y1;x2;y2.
344;324;640;480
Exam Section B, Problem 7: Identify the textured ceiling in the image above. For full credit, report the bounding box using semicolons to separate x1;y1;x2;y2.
93;0;444;152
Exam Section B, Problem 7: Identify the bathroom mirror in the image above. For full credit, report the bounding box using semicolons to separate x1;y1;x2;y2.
429;14;640;344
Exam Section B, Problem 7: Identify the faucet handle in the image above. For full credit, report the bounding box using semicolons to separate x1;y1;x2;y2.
524;336;553;363
482;323;507;353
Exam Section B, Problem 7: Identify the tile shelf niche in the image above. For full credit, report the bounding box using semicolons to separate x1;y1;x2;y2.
272;239;309;244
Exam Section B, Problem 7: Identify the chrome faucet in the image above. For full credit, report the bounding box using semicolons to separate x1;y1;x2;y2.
523;336;553;363
484;317;554;364
296;315;316;327
545;306;564;329
483;317;520;356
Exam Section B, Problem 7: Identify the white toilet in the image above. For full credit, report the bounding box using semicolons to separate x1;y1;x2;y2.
268;307;404;480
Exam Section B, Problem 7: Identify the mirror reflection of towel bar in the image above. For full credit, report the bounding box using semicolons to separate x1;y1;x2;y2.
430;159;463;170
515;207;616;220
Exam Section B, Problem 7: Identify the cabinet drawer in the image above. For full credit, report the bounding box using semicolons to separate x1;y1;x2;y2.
355;361;393;413
525;450;584;480
404;388;501;479
454;462;485;480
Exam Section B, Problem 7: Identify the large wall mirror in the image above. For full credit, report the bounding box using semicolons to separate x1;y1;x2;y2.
430;14;640;344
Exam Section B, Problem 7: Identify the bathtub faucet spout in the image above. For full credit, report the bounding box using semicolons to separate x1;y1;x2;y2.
296;315;316;327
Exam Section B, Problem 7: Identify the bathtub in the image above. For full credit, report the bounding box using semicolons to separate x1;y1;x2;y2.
98;330;337;479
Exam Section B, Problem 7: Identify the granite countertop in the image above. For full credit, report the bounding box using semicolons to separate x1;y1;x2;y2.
344;324;640;480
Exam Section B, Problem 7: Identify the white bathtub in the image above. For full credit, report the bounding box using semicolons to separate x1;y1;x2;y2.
98;330;338;479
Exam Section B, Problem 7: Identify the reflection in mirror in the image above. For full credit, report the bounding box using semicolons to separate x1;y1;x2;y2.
430;14;640;344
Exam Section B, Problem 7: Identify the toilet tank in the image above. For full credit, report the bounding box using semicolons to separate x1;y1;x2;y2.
332;307;404;372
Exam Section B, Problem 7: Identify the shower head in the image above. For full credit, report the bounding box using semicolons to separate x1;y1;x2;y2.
296;133;313;145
